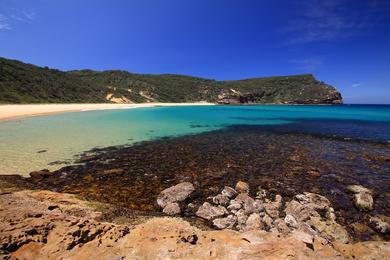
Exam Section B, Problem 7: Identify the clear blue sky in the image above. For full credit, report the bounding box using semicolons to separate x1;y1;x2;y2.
1;0;389;104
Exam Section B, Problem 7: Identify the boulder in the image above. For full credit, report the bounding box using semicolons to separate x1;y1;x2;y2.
245;213;263;230
212;194;230;206
284;200;319;222
157;182;195;208
227;200;242;211
235;181;250;194
234;193;256;215
196;202;227;220
274;218;291;235
353;192;373;211
284;214;298;229
235;209;248;225
262;214;273;229
369;216;389;234
221;186;238;198
163;203;181;216
213;215;237;229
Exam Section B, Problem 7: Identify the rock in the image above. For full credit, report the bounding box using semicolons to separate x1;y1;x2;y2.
212;194;230;206
213;215;237;229
284;200;319;222
221;186;238;198
326;207;336;221
264;196;282;219
347;185;372;194
196;202;227;220
235;209;248;225
284;214;298;229
369;216;390;234
274;218;290;235
234;193;256;214
253;200;265;212
309;217;349;243
162;203;181;215
156;182;195;208
245;213;263;230
295;192;330;211
256;188;267;200
29;169;52;179
262;214;273;229
235;181;249;194
291;230;314;244
353;192;374;211
227;200;242;211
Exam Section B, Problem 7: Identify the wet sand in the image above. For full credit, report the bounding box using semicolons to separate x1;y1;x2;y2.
0;102;214;121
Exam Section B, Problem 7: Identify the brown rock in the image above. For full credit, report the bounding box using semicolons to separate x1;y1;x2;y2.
235;181;249;194
213;215;237;229
353;192;373;211
245;213;263;230
29;169;52;179
221;186;238;198
212;194;230;206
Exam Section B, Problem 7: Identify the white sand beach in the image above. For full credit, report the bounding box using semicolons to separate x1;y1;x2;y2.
0;102;214;121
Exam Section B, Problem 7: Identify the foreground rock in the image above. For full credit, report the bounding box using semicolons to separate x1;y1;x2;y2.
1;190;388;259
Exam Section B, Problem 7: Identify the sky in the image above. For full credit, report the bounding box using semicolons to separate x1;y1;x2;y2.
0;0;390;104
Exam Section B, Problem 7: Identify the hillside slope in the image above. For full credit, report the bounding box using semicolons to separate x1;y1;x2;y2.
0;57;342;104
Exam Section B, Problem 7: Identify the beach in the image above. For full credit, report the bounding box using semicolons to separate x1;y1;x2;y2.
0;102;214;121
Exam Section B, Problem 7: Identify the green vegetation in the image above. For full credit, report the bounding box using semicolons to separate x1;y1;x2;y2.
0;57;342;104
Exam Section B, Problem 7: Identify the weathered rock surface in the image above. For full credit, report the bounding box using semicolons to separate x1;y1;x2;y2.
1;190;389;259
369;216;390;234
156;182;195;208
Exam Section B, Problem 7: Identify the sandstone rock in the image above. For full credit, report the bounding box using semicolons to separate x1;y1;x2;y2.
253;200;265;212
157;182;195;208
221;186;238;198
162;202;181;215
212;194;230;206
284;214;298;229
235;181;249;194
353;192;373;211
295;192;330;211
235;209;248;225
213;215;237;229
347;185;372;194
245;213;263;230
309;217;349;243
196;202;227;220
369;216;390;234
291;230;314;244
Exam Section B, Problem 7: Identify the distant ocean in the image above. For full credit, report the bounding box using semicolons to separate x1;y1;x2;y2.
0;104;389;175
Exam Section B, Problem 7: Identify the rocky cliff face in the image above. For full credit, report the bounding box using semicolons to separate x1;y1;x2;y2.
0;57;342;104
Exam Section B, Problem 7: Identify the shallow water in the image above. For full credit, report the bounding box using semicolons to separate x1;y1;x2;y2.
0;105;389;175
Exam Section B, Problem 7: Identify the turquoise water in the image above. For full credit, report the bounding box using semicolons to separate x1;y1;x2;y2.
0;105;389;176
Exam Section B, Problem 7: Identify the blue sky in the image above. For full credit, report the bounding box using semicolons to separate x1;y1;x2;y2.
1;0;390;104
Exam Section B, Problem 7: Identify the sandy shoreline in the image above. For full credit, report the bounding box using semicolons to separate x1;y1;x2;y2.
0;102;214;121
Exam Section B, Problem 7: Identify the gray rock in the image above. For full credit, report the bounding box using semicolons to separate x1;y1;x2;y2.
295;192;330;212
162;203;181;215
235;181;250;194
262;214;273;229
213;215;237;229
284;200;320;222
212;194;230;206
221;186;238;198
256;189;267;200
196;202;227;220
245;213;263;230
157;182;195;208
253;200;265;213
353;192;373;211
235;209;248;225
369;216;389;234
235;193;256;215
274;218;290;235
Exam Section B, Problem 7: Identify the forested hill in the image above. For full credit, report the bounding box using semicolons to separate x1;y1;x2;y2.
0;57;342;104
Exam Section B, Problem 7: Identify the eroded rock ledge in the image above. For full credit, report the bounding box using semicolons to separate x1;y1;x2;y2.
1;189;387;259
